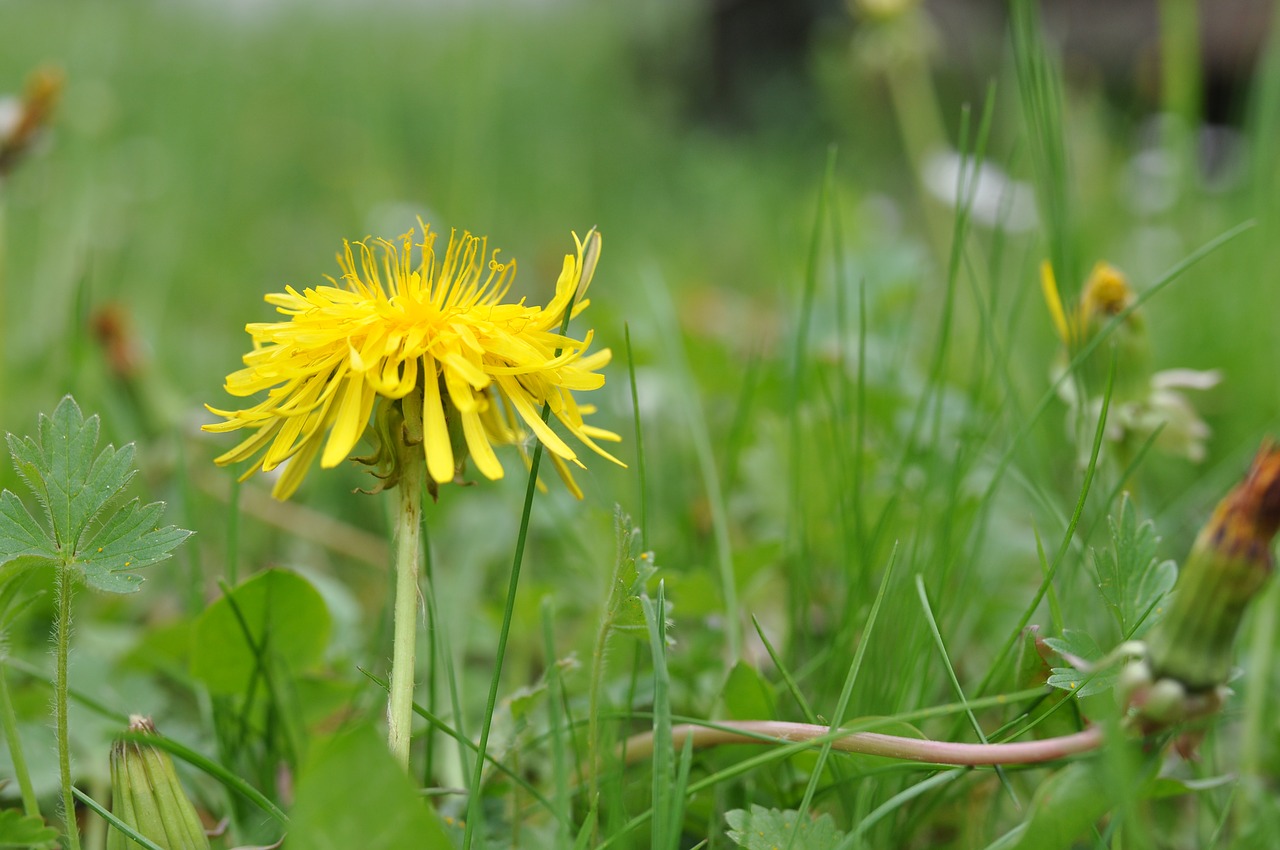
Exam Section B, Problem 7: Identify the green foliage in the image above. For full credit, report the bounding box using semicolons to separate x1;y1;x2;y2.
721;662;778;721
1043;629;1115;697
0;397;190;593
0;809;58;849
289;724;454;850
1045;497;1178;696
1092;494;1178;639
3;0;1280;847
190;568;331;695
724;805;845;850
987;761;1111;850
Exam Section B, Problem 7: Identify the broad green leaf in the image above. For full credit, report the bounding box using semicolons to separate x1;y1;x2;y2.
725;805;845;850
1002;761;1112;850
289;724;453;850
190;569;331;695
0;808;59;847
0;396;191;594
721;661;777;721
1092;495;1177;638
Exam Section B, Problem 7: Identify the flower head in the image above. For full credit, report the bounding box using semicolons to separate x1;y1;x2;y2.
1040;260;1141;348
1040;258;1219;463
205;223;621;499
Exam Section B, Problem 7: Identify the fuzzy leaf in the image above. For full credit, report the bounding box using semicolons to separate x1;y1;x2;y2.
77;500;192;593
725;805;845;850
0;396;191;593
0;491;58;563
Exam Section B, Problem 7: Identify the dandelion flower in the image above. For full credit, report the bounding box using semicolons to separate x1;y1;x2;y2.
1040;260;1220;463
205;222;622;499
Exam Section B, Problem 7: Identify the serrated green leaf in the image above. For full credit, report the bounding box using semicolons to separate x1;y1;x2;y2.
0;491;58;565
1092;495;1176;638
1044;631;1116;697
77;500;193;593
0;808;59;847
725;805;845;850
7;397;136;552
0;396;190;594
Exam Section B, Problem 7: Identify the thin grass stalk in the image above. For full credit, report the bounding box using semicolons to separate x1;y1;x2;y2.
643;585;672;850
1238;579;1279;833
969;348;1118;714
785;148;836;655
644;267;740;662
788;544;898;846
0;660;39;816
461;273;583;850
540;599;572;849
624;324;648;553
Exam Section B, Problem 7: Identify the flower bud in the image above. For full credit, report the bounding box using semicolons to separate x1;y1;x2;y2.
1146;442;1280;691
108;716;210;850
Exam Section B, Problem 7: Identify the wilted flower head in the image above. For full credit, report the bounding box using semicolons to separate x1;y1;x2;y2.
206;223;622;499
1040;259;1219;463
0;66;62;179
1145;442;1280;691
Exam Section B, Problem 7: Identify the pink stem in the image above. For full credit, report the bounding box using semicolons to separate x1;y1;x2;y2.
624;721;1105;767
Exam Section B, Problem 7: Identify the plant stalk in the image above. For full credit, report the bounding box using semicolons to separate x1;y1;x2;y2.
0;660;40;817
387;424;426;770
621;720;1104;767
56;565;83;850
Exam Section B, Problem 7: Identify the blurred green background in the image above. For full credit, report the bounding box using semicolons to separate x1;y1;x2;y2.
4;0;1280;845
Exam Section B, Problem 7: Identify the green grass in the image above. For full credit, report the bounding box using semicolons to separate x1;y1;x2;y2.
2;1;1280;848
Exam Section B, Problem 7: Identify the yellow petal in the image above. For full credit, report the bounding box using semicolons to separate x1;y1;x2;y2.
1040;260;1071;343
461;409;504;480
321;375;374;468
495;374;578;461
421;354;455;483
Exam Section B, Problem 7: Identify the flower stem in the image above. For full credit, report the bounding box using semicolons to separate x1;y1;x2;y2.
55;565;83;850
0;660;40;817
387;431;425;770
621;721;1104;767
